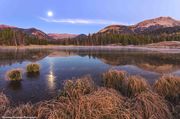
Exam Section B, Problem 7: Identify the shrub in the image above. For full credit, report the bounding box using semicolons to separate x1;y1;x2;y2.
153;75;180;103
130;92;173;119
102;70;127;92
7;69;22;81
26;63;40;73
126;76;149;97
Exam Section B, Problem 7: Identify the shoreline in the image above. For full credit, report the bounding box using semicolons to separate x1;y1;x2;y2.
1;45;180;53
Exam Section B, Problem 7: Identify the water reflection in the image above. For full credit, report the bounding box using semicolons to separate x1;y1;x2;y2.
46;61;56;90
8;81;22;90
1;48;180;103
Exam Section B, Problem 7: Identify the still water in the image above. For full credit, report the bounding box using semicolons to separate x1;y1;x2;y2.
0;48;180;104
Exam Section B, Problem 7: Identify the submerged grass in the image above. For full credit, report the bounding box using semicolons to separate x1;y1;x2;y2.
1;71;180;119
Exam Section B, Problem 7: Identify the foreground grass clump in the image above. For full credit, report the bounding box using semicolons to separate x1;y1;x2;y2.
3;103;35;118
1;75;179;119
60;76;96;99
102;70;149;97
0;92;9;117
26;63;40;74
7;69;22;81
102;70;127;92
153;75;180;103
130;92;173;119
36;88;126;119
126;76;149;97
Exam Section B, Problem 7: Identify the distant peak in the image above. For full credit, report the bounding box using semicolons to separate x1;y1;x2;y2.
135;16;180;28
0;24;16;29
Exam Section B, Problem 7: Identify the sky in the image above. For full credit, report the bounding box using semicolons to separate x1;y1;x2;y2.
0;0;180;34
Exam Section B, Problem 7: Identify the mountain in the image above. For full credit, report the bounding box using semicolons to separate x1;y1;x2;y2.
0;25;16;29
48;33;78;40
98;17;180;34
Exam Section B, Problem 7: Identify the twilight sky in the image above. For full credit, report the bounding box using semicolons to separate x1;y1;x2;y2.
0;0;180;34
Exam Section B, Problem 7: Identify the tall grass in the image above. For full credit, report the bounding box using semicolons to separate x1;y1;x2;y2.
102;70;127;93
0;92;10;118
102;70;149;97
126;76;149;97
1;74;179;119
153;75;180;103
130;91;173;119
60;76;96;99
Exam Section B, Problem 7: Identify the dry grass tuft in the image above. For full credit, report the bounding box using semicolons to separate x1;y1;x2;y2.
102;70;127;93
3;103;36;118
0;92;10;118
26;63;40;74
77;88;126;119
7;69;22;81
60;76;96;99
126;76;150;97
130;91;173;119
153;75;180;103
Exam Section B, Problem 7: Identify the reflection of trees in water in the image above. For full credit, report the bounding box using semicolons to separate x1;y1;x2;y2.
65;49;180;73
1;48;180;73
0;49;50;66
75;50;180;66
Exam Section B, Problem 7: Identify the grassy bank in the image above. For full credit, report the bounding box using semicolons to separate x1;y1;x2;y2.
0;70;180;119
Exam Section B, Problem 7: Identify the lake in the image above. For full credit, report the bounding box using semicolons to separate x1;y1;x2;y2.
0;47;180;104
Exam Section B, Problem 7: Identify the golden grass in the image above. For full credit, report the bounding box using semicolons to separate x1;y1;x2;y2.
130;91;173;119
26;63;40;73
0;92;10;118
60;76;96;99
153;75;180;103
7;69;22;81
126;76;150;97
0;74;179;119
3;103;36;118
102;70;127;92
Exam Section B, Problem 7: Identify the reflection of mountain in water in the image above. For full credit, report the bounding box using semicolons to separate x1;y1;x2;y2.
71;50;180;73
1;48;180;74
0;49;50;66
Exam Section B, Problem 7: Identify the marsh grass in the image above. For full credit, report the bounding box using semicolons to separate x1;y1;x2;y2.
59;76;96;99
0;92;9;117
102;70;149;97
130;91;173;119
102;70;127;93
153;75;180;104
7;69;22;81
126;76;149;97
26;63;40;74
1;74;179;119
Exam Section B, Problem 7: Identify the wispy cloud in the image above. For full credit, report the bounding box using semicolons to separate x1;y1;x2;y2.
39;17;123;25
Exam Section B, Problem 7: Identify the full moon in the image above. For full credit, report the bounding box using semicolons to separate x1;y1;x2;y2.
47;11;53;17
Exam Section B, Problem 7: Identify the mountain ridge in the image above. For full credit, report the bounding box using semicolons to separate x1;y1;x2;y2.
98;17;180;34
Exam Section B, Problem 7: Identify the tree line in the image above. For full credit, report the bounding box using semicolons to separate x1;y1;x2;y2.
1;27;180;46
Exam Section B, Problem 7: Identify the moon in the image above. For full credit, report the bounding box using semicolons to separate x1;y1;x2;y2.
47;11;53;17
